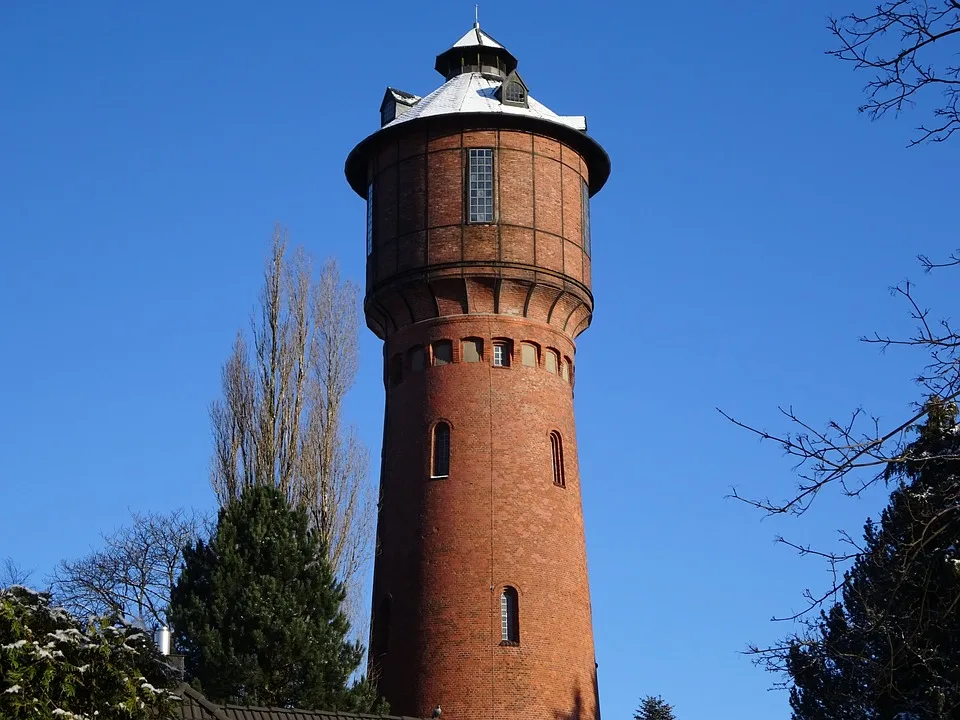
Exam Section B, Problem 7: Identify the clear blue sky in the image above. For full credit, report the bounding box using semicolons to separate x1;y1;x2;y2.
1;2;956;717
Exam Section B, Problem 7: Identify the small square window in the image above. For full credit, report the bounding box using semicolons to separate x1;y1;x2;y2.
462;338;482;363
433;341;452;366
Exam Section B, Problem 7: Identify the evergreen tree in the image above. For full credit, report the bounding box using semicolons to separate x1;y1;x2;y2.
0;585;178;719
169;485;381;711
634;695;676;720
786;397;960;719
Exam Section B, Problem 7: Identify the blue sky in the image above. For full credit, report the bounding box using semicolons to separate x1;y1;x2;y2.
0;2;956;717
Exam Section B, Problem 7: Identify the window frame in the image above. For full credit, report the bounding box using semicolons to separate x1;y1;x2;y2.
520;342;539;368
500;586;520;645
432;340;453;366
581;179;591;257
432;421;451;478
550;431;566;488
545;349;560;375
462;337;483;363
492;341;511;368
467;148;495;224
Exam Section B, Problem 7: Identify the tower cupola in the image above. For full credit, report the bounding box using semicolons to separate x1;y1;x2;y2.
434;22;518;79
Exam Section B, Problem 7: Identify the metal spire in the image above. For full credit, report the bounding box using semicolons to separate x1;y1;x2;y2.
474;5;479;28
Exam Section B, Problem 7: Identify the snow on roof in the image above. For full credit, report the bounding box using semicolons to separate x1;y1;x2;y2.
383;72;587;132
386;87;421;105
451;24;505;49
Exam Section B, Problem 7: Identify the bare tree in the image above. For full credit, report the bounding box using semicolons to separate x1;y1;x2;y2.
1;557;34;587
828;1;960;145
722;251;960;674
210;226;374;626
49;507;205;628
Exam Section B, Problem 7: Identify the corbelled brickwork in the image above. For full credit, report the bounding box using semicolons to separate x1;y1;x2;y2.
346;25;609;720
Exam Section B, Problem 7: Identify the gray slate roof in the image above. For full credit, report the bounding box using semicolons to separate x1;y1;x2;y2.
382;71;587;132
175;684;422;720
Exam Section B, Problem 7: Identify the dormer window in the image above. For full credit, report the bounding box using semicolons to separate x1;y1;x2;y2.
499;71;528;108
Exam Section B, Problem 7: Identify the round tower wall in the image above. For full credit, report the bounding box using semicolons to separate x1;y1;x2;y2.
370;314;597;720
364;125;594;341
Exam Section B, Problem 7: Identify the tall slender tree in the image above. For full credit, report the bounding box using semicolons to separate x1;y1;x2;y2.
169;485;381;711
209;227;373;625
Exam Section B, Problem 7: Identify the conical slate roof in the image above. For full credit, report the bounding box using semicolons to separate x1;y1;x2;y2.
381;72;586;132
451;23;505;49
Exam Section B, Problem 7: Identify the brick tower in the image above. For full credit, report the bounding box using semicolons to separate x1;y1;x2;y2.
344;22;610;720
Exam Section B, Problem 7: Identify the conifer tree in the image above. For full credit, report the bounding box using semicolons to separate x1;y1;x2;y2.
634;695;676;720
169;485;381;711
786;397;960;718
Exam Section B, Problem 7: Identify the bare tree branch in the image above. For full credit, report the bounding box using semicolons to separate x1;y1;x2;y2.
49;507;205;628
1;557;35;587
828;1;960;144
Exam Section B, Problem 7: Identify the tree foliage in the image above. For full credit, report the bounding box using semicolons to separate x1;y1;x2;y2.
785;398;960;719
169;485;381;711
829;1;960;145
0;585;179;720
634;695;676;720
209;227;374;626
49;508;205;629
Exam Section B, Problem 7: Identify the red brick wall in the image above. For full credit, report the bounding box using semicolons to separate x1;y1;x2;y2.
370;316;597;720
363;127;594;341
364;120;601;720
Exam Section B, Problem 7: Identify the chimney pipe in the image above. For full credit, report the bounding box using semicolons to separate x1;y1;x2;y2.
155;625;171;656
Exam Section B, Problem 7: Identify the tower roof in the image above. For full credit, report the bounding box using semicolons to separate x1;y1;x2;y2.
434;22;518;79
450;23;505;49
381;72;586;132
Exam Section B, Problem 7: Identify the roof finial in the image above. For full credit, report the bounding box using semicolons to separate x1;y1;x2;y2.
474;4;479;28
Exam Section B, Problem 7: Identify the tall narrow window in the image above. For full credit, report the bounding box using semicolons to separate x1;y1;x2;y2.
432;422;450;478
432;340;452;366
582;179;591;257
492;341;510;367
462;338;482;363
366;183;375;256
468;148;494;223
501;587;519;644
561;357;571;382
550;431;565;488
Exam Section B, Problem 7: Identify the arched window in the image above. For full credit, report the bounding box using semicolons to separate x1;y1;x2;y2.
500;587;519;644
504;82;526;104
432;340;452;366
550;431;565;488
462;337;483;363
432;422;450;478
520;342;538;368
492;340;511;368
561;356;571;382
545;349;560;375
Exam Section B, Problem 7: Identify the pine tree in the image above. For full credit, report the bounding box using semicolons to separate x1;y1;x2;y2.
786;397;960;719
0;586;178;719
169;485;381;711
634;695;676;720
